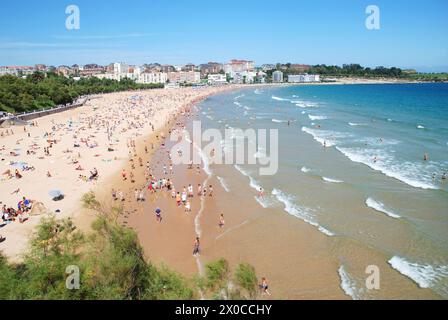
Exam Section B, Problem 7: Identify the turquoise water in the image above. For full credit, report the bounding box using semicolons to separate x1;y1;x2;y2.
197;83;448;299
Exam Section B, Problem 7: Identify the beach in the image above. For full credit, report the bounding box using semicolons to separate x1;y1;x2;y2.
0;86;239;262
1;80;447;300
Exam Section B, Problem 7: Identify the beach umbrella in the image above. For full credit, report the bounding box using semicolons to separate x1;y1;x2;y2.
155;208;161;214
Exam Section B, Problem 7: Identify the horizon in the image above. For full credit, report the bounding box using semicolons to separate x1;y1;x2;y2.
0;0;447;72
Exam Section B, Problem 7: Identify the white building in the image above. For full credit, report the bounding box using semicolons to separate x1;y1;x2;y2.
288;74;320;83
207;74;227;85
137;72;168;84
272;70;284;83
224;59;255;78
113;62;129;76
232;71;257;84
94;73;120;81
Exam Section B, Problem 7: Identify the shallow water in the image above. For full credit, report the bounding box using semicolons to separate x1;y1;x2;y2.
195;84;448;299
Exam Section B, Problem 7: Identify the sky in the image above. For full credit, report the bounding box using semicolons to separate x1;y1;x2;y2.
0;0;447;71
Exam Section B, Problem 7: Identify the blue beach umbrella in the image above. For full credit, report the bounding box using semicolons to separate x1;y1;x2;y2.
155;208;161;214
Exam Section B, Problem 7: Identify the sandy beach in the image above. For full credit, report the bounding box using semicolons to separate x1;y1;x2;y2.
0;86;239;262
1;79;443;300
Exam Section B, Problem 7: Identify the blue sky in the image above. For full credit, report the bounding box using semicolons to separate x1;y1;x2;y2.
0;0;447;71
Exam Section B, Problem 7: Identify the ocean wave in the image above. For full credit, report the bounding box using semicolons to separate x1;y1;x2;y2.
308;115;328;121
348;122;367;126
301;166;311;173
365;198;401;219
233;101;242;107
272;95;289;101
322;177;344;184
388;256;448;291
301;127;342;147
234;164;259;189
234;94;245;100
254;89;263;95
196;147;212;176
293;100;319;108
234;165;274;208
271;188;335;237
217;176;230;192
272;119;289;123
336;147;439;190
338;266;362;300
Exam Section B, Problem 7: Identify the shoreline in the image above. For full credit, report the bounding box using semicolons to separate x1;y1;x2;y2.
1;81;445;299
0;85;241;262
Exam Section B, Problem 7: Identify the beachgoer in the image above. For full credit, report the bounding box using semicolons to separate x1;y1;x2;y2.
260;277;270;295
193;237;200;255
219;214;225;228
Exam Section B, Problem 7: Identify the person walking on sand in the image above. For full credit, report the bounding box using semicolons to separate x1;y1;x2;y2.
209;185;213;197
259;277;271;296
193;237;200;255
219;214;225;228
185;200;191;213
155;207;162;222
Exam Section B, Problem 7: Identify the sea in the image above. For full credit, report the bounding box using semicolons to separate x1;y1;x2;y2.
194;83;448;299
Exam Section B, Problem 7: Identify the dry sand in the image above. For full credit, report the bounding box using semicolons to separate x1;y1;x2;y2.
0;86;238;262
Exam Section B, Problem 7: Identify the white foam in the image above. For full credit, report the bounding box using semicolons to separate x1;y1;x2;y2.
301;127;339;147
348;122;367;126
366;197;401;219
272;119;288;123
217;176;230;192
322;177;344;184
389;256;448;289
336;147;438;190
295;101;319;108
272;95;289;101
271;188;335;237
234;165;274;208
254;89;263;95
308;115;328;121
417;125;425;129
196;146;212;176
338;266;361;300
301;166;311;173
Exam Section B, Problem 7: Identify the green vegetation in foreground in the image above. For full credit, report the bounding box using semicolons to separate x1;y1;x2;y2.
0;72;164;114
0;192;259;300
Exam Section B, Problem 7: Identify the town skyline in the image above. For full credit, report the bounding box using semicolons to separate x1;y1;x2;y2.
1;0;447;72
